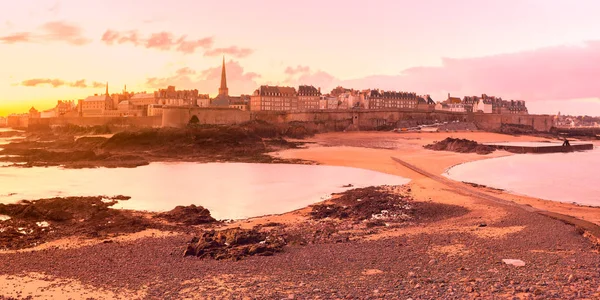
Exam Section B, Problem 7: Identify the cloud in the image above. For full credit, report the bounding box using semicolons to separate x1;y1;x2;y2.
145;61;260;95
284;65;311;75
285;41;600;102
21;78;66;88
101;30;140;46
101;29;213;54
0;32;31;43
91;81;105;88
204;46;253;58
20;78;103;88
69;79;87;88
0;21;90;45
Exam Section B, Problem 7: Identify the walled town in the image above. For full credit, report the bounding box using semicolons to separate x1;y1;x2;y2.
2;58;530;129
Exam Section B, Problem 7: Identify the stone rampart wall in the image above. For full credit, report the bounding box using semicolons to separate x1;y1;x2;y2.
28;116;162;128
161;107;555;132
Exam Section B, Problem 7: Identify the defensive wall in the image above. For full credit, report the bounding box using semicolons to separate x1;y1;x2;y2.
28;116;162;128
23;107;555;133
161;106;555;132
472;113;554;132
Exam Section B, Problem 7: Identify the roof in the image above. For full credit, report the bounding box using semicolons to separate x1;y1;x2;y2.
210;94;231;106
257;85;297;96
369;90;417;99
84;95;109;102
298;85;321;96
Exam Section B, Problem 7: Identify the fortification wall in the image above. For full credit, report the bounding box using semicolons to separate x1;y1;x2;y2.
162;107;250;127
161;106;555;132
473;114;554;132
29;116;162;128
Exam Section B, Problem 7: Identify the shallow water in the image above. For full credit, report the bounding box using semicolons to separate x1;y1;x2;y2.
483;141;589;147
445;148;600;206
0;162;409;220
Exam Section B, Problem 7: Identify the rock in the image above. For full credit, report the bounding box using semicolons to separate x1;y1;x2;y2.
407;272;416;278
183;228;286;260
478;223;487;227
155;204;216;225
502;259;526;267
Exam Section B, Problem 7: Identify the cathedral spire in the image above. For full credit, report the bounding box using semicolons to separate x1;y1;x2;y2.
218;56;228;96
105;82;109;95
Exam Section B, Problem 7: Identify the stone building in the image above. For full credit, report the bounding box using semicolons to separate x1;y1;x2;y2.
78;83;113;116
475;98;493;113
250;86;298;111
228;95;250;111
197;94;210;107
0;116;6;127
367;90;418;109
416;95;436;111
155;86;198;106
297;85;321;110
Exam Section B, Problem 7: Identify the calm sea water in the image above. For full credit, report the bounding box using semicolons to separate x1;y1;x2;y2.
445;147;600;206
0;162;409;220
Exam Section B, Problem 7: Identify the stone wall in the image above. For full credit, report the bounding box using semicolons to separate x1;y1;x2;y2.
161;106;251;128
161;107;555;132
472;113;554;132
28;116;162;128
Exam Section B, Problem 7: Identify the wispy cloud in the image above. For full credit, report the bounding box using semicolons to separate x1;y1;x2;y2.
0;21;90;45
101;29;214;54
21;78;104;88
204;46;253;58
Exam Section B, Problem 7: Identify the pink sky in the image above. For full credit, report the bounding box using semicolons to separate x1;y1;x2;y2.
2;0;600;116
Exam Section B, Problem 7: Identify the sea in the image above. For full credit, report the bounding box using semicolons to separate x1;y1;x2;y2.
445;146;600;207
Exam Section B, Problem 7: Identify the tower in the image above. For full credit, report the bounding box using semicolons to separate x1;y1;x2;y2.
218;56;228;97
105;82;109;95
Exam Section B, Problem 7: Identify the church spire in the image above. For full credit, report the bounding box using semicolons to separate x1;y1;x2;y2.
105;82;109;95
218;56;228;96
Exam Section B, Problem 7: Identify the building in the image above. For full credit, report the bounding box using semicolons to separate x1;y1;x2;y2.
40;109;56;118
155;86;198;106
416;95;436;111
7;114;28;128
250;85;298;111
197;94;210;107
462;96;479;113
297;85;321;110
475;98;493;113
28;107;41;119
228;95;250;111
147;104;163;117
367;90;418;109
129;93;157;106
0;116;6;127
55;100;77;116
79;83;113;117
337;90;367;109
446;93;462;104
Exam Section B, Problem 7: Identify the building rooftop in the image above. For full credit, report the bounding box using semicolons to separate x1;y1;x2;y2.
257;85;297;96
84;95;109;102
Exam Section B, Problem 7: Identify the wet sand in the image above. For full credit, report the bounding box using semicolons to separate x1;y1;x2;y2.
1;131;600;299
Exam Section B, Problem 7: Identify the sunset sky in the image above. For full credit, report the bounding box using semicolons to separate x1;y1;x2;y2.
2;0;600;116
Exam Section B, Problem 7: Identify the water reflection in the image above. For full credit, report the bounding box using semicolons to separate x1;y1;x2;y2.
0;162;409;220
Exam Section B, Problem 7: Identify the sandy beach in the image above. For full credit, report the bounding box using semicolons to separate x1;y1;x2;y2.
1;130;599;299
